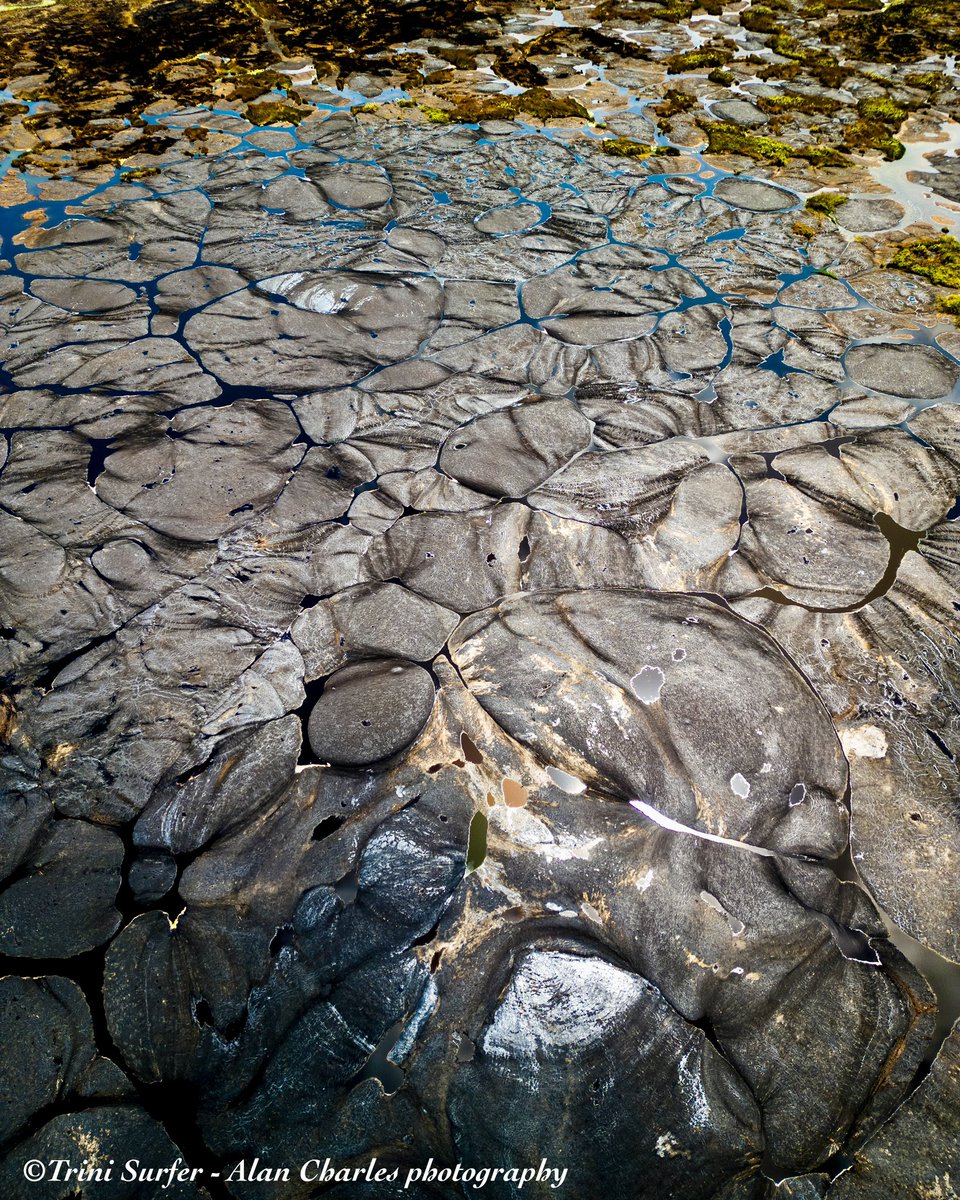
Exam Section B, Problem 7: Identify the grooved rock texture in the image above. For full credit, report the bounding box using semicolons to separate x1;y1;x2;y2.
1;18;959;1192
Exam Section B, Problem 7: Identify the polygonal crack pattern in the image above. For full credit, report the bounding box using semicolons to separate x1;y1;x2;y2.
1;25;960;1199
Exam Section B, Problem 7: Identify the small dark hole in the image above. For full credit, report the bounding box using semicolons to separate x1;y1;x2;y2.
313;815;345;840
460;732;483;763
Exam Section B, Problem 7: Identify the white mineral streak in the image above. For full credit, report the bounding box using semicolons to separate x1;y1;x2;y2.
630;800;776;857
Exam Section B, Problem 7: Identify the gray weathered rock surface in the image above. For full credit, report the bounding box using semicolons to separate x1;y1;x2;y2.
307;658;437;765
0;57;958;1199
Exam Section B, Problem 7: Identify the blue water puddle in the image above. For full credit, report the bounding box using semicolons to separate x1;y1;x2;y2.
0;168;129;264
776;261;824;287
756;347;804;377
706;226;746;243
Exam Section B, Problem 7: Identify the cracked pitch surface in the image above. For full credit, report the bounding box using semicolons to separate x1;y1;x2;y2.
0;65;959;1200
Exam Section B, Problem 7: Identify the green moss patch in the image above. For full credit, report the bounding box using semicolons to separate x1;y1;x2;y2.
740;5;779;32
516;88;591;120
223;67;286;102
842;118;904;160
887;237;960;289
651;89;697;118
665;46;733;72
600;136;655;157
432;46;479;70
246;100;305;126
805;192;849;218
904;72;942;90
419;105;453;123
856;95;907;122
645;0;697;20
703;122;849;166
759;39;848;87
756;92;841;115
837;0;960;63
938;295;960;320
418;88;591;126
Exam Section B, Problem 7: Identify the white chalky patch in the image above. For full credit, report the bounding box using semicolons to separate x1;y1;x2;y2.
839;723;888;759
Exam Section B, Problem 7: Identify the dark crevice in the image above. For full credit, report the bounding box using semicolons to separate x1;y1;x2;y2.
85;437;113;488
334;867;360;907
926;728;956;765
26;628;121;692
0;940;229;1196
312;813;346;841
137;1080;235;1200
269;924;297;956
